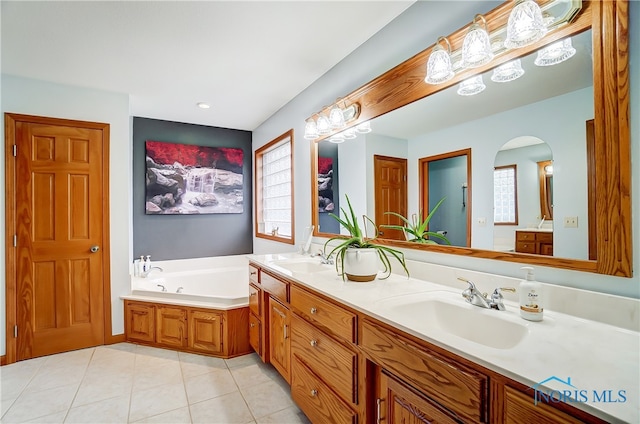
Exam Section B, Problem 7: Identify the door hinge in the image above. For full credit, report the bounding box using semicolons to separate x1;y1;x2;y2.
13;234;17;247
14;325;18;338
13;145;17;157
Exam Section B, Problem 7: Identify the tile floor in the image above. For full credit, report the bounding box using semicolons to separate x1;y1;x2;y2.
0;343;311;424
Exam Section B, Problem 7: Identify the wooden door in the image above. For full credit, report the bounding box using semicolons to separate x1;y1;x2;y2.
188;309;223;354
374;155;407;241
10;115;108;361
156;306;188;348
269;297;291;383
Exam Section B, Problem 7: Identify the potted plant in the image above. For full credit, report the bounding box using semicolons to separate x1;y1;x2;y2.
324;195;409;282
381;197;451;244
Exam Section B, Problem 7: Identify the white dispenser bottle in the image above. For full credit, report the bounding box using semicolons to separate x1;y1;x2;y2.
519;266;543;321
145;255;151;272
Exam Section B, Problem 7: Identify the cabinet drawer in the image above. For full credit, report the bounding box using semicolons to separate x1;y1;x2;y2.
249;283;261;316
361;319;488;423
504;386;582;424
291;315;357;404
516;241;536;254
249;264;260;285
249;312;261;356
291;357;357;424
290;285;356;343
536;232;553;243
516;231;535;241
262;271;289;303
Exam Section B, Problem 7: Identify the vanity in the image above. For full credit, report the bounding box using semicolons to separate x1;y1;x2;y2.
247;254;639;423
515;229;553;256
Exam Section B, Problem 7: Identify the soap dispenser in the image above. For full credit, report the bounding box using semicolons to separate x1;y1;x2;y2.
519;266;543;321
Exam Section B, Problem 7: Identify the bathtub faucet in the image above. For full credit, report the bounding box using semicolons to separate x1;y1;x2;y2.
156;284;167;292
176;287;184;294
141;266;163;278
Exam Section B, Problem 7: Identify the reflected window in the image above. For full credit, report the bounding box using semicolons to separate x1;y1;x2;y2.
255;130;294;243
494;165;518;225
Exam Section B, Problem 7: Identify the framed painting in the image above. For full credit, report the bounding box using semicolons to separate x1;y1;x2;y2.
318;156;334;213
145;140;244;214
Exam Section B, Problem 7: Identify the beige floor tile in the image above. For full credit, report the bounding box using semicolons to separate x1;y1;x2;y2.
134;346;179;366
1;360;45;400
229;363;278;389
224;353;261;369
25;410;67;423
129;382;188;422
2;383;78;423
240;379;294;419
133;406;192;423
255;406;310;424
184;369;237;405
178;352;227;379
1;397;17;419
133;361;182;392
23;364;86;394
72;372;133;408
189;391;253;424
64;395;130;423
42;348;94;369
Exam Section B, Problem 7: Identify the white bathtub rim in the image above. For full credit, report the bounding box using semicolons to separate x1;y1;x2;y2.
121;294;249;311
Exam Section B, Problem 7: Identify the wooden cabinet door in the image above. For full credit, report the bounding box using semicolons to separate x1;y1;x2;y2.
125;302;155;343
269;297;291;383
156;306;187;348
378;371;460;424
188;309;223;354
503;386;583;424
249;283;261;316
249;313;261;356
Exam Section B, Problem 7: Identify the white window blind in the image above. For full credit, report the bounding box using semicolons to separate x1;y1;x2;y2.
494;166;517;224
262;140;292;237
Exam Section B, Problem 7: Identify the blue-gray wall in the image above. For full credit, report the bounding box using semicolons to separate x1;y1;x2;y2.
133;117;253;260
428;156;468;247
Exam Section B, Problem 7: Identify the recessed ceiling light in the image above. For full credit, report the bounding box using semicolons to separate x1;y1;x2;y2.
197;102;210;109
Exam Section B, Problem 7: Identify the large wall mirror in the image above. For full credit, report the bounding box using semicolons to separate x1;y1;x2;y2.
311;0;631;277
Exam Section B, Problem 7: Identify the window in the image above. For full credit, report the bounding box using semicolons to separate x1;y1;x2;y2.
255;130;294;244
494;164;518;225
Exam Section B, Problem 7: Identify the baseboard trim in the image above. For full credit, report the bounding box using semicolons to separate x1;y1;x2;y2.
105;334;126;345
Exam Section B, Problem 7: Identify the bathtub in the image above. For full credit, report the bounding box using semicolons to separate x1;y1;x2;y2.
122;256;249;310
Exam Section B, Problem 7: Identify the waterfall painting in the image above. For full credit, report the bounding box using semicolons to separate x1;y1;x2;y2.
145;140;244;214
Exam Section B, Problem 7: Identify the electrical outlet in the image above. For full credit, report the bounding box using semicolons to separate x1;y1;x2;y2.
564;216;578;228
477;217;486;226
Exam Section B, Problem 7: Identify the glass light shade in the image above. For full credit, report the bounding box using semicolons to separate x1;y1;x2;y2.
329;105;346;129
342;127;357;139
504;0;547;49
491;59;525;83
355;121;372;133
457;75;486;96
461;19;493;68
534;38;576;66
544;164;554;175
303;119;318;140
425;45;454;85
316;115;331;135
328;133;345;144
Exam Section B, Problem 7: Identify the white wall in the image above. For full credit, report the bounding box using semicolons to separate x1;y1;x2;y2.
0;75;133;356
365;133;408;220
253;1;639;299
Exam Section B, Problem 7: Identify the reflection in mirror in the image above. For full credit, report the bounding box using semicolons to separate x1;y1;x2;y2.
313;29;593;262
538;159;554;221
493;138;553;255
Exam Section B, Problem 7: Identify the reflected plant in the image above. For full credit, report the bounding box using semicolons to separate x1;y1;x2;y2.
381;197;451;244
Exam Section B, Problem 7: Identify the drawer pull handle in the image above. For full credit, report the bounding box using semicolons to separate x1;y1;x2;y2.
310;307;317;314
250;292;256;297
284;324;288;340
250;323;255;328
376;398;383;424
310;339;318;347
310;389;318;397
250;271;257;275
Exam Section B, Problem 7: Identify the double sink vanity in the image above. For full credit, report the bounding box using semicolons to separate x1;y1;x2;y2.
247;252;639;423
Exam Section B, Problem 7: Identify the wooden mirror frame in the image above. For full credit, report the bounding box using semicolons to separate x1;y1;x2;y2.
311;0;631;277
537;160;554;221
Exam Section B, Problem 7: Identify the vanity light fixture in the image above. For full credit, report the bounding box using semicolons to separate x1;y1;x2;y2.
196;102;210;109
544;164;554;175
329;104;346;129
328;133;345;144
342;127;357;139
457;75;486;96
534;37;576;66
425;36;455;85
355;121;372;134
461;15;494;68
316;114;331;135
491;59;525;82
304;119;319;140
504;0;547;49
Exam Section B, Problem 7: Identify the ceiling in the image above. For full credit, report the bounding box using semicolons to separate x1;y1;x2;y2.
1;1;413;131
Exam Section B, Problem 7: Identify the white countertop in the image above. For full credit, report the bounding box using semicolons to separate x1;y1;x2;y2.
249;253;639;423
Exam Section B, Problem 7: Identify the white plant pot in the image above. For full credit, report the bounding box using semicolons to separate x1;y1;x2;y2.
343;248;379;282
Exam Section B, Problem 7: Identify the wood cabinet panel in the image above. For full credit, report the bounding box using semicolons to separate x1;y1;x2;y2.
291;315;357;404
515;231;554;256
269;297;291;383
291;357;357;424
156;306;187;348
249;264;260;285
188;309;222;354
262;272;289;304
290;285;356;343
503;386;582;424
249;312;261;356
249;283;261;316
125;301;155;343
361;319;487;423
380;371;460;424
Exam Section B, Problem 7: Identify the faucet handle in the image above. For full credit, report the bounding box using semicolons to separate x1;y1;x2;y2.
457;277;476;289
492;287;516;296
490;287;516;310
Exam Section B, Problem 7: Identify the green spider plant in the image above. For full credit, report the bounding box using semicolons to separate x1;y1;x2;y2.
323;194;409;280
381;197;451;244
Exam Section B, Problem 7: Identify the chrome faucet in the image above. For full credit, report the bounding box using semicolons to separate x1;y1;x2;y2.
156;284;167;292
457;277;515;310
316;250;334;265
176;286;184;294
141;266;163;278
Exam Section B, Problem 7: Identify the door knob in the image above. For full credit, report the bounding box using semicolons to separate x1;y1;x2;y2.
90;245;100;253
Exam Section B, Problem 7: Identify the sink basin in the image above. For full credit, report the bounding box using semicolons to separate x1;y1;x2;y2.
270;258;334;274
375;291;529;350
